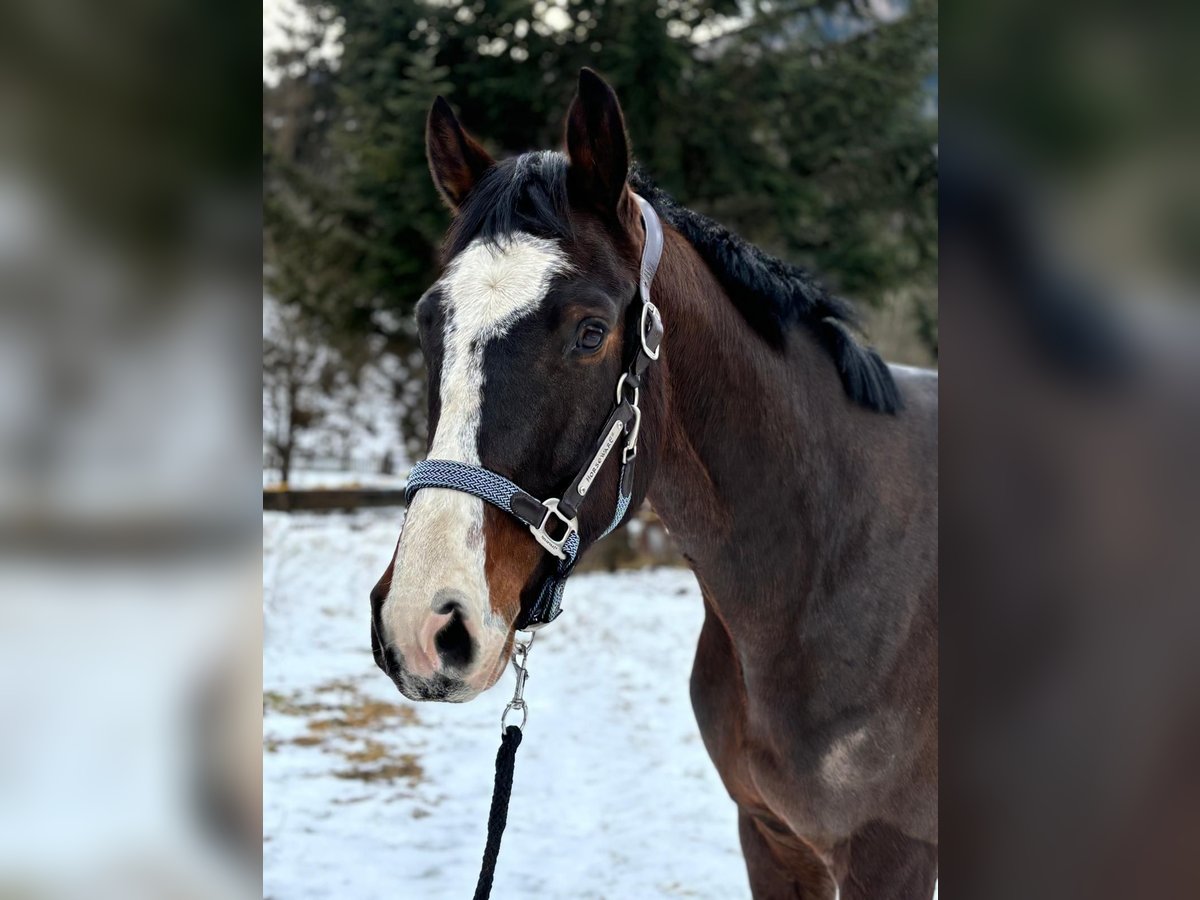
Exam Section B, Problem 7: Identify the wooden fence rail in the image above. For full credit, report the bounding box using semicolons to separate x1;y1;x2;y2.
263;488;683;571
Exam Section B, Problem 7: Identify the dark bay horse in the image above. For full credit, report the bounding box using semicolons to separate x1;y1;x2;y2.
371;69;938;898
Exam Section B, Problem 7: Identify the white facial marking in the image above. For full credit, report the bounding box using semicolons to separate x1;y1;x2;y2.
381;234;569;684
432;234;572;467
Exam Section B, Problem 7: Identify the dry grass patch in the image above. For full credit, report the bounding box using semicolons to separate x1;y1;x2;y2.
334;753;424;785
264;681;424;780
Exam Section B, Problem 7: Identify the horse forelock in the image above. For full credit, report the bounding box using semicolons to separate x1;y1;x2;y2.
445;151;572;261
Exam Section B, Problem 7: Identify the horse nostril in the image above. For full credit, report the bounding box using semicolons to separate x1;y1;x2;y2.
434;607;474;671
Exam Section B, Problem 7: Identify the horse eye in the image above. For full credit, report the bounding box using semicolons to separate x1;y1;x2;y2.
577;323;606;352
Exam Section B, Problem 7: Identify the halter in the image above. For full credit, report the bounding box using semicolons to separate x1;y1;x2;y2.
404;194;664;631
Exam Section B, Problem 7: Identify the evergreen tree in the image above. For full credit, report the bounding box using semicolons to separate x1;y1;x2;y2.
264;0;938;446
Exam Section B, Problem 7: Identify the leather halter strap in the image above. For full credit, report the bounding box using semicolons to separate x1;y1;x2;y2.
404;193;664;629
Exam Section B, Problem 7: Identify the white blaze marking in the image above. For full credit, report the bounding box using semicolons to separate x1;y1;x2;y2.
383;235;569;644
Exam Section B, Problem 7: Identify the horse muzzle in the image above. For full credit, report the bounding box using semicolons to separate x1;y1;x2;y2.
371;582;507;703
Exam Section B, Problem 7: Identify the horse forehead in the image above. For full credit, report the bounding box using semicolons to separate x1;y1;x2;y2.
438;234;570;342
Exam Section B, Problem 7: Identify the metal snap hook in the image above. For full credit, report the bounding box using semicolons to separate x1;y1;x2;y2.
500;633;536;733
623;403;642;462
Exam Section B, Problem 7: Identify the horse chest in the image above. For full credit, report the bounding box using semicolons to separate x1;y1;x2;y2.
690;606;919;842
690;613;815;820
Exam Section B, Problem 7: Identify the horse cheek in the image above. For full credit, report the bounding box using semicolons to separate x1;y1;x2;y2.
483;506;543;627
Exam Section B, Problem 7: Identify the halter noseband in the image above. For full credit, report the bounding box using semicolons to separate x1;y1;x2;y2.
404;194;665;630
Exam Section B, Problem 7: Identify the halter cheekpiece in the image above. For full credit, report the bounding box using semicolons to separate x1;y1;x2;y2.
404;193;665;630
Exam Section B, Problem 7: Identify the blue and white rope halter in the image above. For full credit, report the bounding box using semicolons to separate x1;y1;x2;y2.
405;193;664;630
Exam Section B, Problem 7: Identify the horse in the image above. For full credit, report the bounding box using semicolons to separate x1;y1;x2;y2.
370;68;938;899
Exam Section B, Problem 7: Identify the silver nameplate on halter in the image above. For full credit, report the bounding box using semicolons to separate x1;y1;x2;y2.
578;420;626;496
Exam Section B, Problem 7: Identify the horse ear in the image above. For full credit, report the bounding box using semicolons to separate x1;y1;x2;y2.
426;96;495;211
565;68;631;214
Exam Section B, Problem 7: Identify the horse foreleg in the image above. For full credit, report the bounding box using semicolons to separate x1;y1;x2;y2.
834;821;937;900
737;809;839;900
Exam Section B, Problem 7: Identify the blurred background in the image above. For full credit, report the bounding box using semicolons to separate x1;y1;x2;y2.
0;0;261;898
941;1;1200;899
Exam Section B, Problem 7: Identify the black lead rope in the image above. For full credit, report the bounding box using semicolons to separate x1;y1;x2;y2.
472;633;534;899
472;725;523;900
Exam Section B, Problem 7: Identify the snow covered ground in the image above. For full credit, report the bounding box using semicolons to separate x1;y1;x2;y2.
264;509;750;899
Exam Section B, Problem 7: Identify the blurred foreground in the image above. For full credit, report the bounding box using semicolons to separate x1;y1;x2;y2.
942;1;1200;897
0;1;260;897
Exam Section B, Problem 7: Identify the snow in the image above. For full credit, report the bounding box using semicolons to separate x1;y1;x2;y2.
264;509;937;899
264;509;749;899
263;296;415;482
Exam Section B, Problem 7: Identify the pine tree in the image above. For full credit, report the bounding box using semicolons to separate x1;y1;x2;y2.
264;0;938;447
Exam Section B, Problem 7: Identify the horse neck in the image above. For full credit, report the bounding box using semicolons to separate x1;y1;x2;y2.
645;230;867;625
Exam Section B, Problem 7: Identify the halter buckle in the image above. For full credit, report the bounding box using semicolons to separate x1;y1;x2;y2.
640;301;663;360
529;498;578;560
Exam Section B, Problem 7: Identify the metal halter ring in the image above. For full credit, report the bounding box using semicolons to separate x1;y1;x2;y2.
615;372;640;408
528;498;578;560
501;701;528;733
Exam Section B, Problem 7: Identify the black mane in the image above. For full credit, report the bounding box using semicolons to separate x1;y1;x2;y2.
448;152;901;414
629;168;902;414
